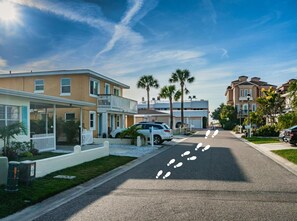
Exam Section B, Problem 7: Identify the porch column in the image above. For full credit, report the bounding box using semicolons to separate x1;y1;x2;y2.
102;112;108;136
122;114;125;128
53;105;56;150
45;107;48;134
80;107;83;146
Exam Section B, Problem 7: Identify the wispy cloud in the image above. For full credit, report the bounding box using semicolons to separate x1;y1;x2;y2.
202;0;217;24
0;57;7;67
10;0;113;32
220;48;229;58
94;0;145;58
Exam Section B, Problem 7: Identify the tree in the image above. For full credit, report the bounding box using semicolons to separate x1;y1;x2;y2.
288;79;297;109
137;75;159;110
0;122;26;156
211;103;225;122
278;112;297;129
219;105;238;130
169;69;195;127
243;110;265;128
159;85;180;129
257;87;285;124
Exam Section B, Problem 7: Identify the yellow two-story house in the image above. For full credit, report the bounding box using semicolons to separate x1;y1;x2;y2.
0;69;137;138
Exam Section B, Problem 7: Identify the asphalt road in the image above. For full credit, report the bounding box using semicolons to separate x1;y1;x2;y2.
35;131;297;221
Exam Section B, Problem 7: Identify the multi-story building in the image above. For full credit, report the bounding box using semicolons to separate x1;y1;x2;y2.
225;76;276;120
0;69;137;138
137;99;209;129
277;79;296;113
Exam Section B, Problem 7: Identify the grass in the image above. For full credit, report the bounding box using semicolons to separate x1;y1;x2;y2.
245;137;280;144
0;155;135;219
18;152;67;161
272;149;297;165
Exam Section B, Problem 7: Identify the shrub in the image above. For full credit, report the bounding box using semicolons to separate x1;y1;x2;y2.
253;125;279;137
119;125;145;145
19;151;33;158
63;120;80;144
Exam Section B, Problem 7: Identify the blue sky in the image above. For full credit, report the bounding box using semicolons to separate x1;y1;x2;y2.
0;0;297;112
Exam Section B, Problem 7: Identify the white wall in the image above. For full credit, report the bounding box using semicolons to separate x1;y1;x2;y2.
34;145;109;177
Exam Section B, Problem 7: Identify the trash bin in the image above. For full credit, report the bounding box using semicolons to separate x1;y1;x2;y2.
5;161;20;192
19;160;36;185
0;157;8;185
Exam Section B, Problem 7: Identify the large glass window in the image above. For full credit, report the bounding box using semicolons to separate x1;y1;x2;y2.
61;78;71;95
113;87;120;96
90;79;100;96
105;83;110;94
0;105;20;128
34;79;44;93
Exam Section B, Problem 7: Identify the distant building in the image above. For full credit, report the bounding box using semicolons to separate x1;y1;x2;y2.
137;99;209;129
277;79;296;113
225;76;277;121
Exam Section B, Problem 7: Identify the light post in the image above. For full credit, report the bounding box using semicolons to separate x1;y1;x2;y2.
247;93;251;137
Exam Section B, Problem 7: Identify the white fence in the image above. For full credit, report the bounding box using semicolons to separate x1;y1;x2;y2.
34;143;109;177
31;133;55;152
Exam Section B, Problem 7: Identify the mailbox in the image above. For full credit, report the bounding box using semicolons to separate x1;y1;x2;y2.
19;160;36;185
5;161;20;192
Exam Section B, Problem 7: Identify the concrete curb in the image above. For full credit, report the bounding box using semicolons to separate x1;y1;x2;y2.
2;134;190;221
231;132;297;177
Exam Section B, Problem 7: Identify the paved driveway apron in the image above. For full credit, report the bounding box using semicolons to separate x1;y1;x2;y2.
36;131;297;221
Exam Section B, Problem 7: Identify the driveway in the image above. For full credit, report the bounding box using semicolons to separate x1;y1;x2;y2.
32;130;297;220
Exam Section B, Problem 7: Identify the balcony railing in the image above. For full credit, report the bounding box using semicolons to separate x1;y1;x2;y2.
239;96;253;101
97;94;137;114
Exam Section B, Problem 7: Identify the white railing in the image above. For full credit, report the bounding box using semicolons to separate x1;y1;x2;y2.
97;94;137;114
31;133;55;152
82;130;93;145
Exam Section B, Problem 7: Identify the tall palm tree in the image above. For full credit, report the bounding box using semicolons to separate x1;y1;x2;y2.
169;69;195;127
288;79;297;109
159;85;181;129
137;75;159;110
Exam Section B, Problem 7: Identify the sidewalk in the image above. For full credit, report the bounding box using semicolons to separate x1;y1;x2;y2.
231;132;297;177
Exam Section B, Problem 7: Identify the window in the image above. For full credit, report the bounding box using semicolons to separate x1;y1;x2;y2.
105;83;110;94
90;79;100;96
65;113;75;122
252;104;256;112
240;89;244;97
34;79;44;93
89;111;96;130
0;105;20;128
249;89;253;97
61;78;71;95
113;87;120;96
244;89;248;97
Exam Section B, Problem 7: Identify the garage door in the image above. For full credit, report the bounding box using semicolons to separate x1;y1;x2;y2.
191;119;202;128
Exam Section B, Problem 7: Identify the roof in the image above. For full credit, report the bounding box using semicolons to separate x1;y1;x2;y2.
137;109;169;115
0;69;129;89
0;88;95;108
137;100;209;109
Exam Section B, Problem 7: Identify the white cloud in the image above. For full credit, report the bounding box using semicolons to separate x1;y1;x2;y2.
202;0;217;24
0;57;7;67
220;48;229;58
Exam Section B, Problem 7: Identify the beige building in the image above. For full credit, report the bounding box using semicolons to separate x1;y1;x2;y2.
277;79;296;113
0;69;137;138
225;76;276;120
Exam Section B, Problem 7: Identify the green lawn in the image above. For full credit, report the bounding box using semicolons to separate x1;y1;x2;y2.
18;152;67;161
245;137;280;144
0;155;135;219
272;149;297;165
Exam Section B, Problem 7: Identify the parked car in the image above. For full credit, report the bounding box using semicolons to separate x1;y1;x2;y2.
110;122;173;145
288;125;297;146
279;129;290;142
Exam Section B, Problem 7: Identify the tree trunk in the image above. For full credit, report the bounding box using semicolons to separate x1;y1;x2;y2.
169;97;173;129
181;85;184;128
147;87;150;110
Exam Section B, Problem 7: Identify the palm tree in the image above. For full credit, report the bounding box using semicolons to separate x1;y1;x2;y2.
288;79;297;109
169;69;195;127
137;75;159;109
159;85;181;129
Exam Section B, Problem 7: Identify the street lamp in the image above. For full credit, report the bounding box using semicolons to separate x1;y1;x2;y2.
247;93;251;137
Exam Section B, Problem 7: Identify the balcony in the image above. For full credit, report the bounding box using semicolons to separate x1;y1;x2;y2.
239;96;253;101
97;94;137;114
